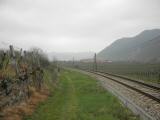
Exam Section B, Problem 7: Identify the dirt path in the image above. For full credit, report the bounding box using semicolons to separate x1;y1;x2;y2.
59;75;78;120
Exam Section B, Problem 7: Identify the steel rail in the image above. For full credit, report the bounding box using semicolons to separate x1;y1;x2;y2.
97;70;160;90
87;70;160;103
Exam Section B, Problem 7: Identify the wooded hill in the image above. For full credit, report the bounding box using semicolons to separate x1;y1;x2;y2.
97;29;160;63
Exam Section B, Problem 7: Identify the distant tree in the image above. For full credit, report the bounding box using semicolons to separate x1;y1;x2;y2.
29;47;50;68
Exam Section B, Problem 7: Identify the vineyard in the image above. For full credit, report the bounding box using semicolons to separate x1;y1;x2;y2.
61;61;160;84
0;45;53;112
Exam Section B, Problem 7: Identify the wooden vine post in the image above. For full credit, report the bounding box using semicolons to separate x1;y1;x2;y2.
9;45;19;77
30;51;43;90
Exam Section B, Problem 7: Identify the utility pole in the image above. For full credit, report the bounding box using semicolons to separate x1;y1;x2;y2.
94;53;97;72
72;57;74;67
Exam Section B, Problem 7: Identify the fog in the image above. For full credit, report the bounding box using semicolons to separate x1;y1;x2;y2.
0;0;160;53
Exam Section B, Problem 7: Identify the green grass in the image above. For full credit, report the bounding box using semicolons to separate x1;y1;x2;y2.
24;70;139;120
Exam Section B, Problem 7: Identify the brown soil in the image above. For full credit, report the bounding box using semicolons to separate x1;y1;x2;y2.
1;87;50;120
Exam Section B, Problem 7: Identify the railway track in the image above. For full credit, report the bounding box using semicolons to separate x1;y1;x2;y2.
67;68;160;119
69;68;160;120
87;70;160;103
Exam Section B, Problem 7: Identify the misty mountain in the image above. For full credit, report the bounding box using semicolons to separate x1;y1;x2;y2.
48;52;94;61
97;29;160;62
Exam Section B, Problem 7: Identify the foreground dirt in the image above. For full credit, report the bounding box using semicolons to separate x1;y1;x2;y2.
1;87;50;120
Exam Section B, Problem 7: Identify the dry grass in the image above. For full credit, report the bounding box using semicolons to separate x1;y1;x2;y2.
2;87;50;120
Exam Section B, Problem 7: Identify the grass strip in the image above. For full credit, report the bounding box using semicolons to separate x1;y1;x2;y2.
25;70;139;120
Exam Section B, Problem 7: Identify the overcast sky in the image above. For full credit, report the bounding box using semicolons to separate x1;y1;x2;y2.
0;0;160;53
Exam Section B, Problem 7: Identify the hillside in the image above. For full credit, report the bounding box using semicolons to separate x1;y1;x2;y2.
133;35;160;62
97;29;160;62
